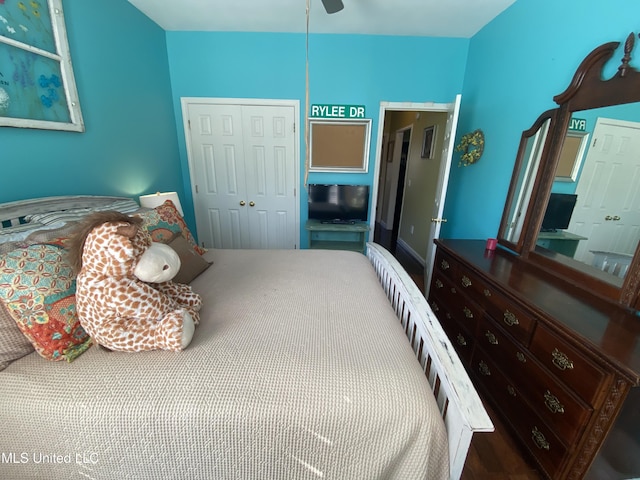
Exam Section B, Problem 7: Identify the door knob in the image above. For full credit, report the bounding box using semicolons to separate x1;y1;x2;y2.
613;215;620;221
605;215;612;221
249;201;255;207
240;200;246;206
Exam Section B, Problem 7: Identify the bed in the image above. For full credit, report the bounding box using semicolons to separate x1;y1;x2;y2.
0;196;492;480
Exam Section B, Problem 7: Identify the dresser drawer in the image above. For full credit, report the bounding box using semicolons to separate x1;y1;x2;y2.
430;298;475;366
471;350;568;479
431;272;481;334
477;317;592;446
453;264;495;307
434;250;458;283
530;324;607;406
483;289;536;346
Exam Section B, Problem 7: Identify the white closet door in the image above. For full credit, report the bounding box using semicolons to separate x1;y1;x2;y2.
184;100;298;249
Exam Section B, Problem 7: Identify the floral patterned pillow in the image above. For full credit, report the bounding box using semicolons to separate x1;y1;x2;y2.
136;199;206;255
0;244;91;362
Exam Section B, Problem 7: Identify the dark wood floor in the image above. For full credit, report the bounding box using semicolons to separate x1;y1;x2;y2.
373;226;544;480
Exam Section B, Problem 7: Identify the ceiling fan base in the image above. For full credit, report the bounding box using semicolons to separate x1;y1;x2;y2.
321;0;344;14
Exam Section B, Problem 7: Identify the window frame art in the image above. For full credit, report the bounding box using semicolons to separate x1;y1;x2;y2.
0;0;84;132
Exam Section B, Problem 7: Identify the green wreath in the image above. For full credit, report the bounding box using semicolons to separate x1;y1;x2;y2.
455;129;485;167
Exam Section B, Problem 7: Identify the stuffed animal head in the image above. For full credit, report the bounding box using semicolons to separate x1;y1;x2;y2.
68;211;180;282
134;242;180;283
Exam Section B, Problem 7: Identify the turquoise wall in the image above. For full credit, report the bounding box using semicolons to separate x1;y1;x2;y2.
442;0;640;239
0;0;182;205
166;32;469;246
5;0;640;248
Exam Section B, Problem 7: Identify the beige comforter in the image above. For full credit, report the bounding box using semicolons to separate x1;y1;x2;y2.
0;248;448;479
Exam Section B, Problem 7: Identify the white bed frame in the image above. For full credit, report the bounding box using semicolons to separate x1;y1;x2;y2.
0;196;493;479
367;242;494;480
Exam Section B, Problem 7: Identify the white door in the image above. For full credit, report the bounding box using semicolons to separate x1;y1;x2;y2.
424;94;462;291
568;118;640;264
184;99;298;249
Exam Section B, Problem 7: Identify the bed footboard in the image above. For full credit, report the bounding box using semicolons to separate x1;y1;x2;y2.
366;242;493;480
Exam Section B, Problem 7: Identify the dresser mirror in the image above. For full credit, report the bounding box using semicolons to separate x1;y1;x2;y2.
498;33;640;309
500;111;554;250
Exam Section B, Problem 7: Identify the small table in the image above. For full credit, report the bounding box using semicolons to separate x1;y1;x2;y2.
305;219;370;254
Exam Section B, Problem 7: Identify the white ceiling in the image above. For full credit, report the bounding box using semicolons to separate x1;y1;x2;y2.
127;0;516;38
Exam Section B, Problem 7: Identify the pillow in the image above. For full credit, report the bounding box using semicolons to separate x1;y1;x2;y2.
136;199;206;256
0;244;92;362
170;235;212;284
23;221;80;246
0;221;47;246
0;300;34;370
26;198;141;226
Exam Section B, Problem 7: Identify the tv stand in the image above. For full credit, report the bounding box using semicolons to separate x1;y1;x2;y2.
537;230;587;257
305;219;369;254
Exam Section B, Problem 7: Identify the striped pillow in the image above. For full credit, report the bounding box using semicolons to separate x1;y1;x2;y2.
26;198;140;226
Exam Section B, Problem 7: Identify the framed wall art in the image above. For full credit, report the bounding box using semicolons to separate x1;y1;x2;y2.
421;125;436;159
0;0;84;132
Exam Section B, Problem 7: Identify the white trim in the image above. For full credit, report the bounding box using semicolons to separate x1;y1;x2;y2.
369;100;457;236
397;238;426;267
180;97;301;249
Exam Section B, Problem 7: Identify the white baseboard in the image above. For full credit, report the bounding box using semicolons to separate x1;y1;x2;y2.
397;238;425;267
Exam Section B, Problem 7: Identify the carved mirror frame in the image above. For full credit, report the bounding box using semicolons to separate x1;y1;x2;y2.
498;33;640;309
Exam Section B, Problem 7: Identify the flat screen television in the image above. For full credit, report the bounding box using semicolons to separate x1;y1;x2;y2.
541;193;578;232
308;184;370;224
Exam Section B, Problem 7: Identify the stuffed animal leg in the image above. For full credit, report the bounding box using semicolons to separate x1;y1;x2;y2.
78;279;196;351
153;281;202;324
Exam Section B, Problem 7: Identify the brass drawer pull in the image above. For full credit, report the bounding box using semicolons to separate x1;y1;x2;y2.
479;361;491;376
503;310;519;327
507;385;517;397
463;307;474;319
461;275;472;287
532;427;550;450
435;279;443;289
551;348;574;371
441;259;450;270
544;390;565;414
456;334;467;346
485;331;498;345
516;351;526;363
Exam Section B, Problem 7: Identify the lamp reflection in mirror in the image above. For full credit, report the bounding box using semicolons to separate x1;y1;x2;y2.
139;192;184;216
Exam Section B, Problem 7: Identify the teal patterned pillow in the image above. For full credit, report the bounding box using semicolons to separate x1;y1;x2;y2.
135;199;206;255
0;244;91;362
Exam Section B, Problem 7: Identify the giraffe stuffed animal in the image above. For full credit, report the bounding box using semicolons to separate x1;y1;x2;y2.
68;211;201;352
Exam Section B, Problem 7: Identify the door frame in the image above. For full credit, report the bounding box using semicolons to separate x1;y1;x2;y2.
370;98;461;290
181;97;301;249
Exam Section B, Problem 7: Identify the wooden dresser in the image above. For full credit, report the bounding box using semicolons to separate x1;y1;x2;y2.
429;239;640;480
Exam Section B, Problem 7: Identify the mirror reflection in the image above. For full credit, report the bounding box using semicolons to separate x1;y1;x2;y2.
535;102;640;283
504;118;551;244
